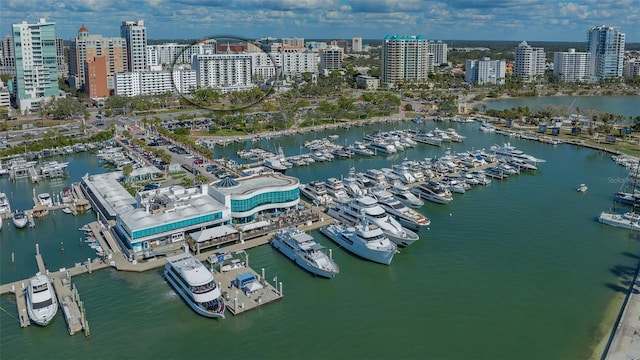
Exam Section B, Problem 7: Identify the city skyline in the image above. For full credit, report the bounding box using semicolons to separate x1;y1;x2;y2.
3;0;639;43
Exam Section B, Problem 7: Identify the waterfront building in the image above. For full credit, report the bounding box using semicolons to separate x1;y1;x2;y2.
114;68;196;97
553;49;592;83
514;41;545;82
382;35;431;86
355;75;380;90
69;26;127;91
281;37;304;47
465;57;506;85
587;25;625;82
428;40;448;66
120;20;147;72
0;36;15;75
623;59;640;77
146;41;217;68
192;54;254;93
12;18;60;112
352;36;363;52
320;46;343;72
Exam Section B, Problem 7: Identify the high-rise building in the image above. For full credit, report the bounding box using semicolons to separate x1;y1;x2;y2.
465;57;506;85
623;60;640;78
12;18;60;112
352;36;362;52
56;37;68;79
0;36;16;75
69;25;127;91
85;56;109;98
513;41;546;82
553;49;591;82
587;25;625;82
146;41;216;68
281;37;304;47
120;20;147;72
381;35;430;85
319;46;343;72
191;54;254;93
427;41;448;66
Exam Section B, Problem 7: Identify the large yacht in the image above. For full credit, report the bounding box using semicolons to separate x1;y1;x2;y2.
370;189;431;231
300;180;333;206
326;195;419;247
271;227;340;278
490;143;546;165
389;183;424;208
367;139;397;154
40;160;69;176
0;192;11;215
319;219;397;265
12;210;28;229
411;181;454;204
325;177;349;201
26;273;58;326
164;252;226;318
262;157;288;173
598;211;640;231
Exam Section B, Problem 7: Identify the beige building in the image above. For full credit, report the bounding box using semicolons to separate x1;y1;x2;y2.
381;35;430;86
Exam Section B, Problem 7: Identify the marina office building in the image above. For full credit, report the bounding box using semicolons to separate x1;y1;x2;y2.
81;171;300;258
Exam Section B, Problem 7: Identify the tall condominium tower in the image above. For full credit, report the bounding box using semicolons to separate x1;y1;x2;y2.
69;25;127;91
465;57;506;85
120;20;147;72
12;18;59;112
553;49;591;82
381;35;430;85
587;25;625;82
427;41;448;66
352;36;362;52
320;45;343;72
0;36;16;75
513;41;546;82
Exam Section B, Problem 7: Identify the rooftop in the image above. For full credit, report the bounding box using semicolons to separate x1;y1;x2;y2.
212;172;299;196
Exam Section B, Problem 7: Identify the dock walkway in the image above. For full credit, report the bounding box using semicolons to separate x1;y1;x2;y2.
603;264;640;360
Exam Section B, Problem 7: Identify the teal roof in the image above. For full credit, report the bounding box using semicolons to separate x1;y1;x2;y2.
384;35;426;41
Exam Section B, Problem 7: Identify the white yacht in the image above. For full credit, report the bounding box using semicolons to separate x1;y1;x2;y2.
577;184;588;193
26;273;58;326
262;157;288;173
325;177;349;201
362;169;390;189
164;252;226;318
598;211;640;231
411;181;454;204
319;219;397;265
0;192;11;215
367;140;397;154
271;227;340;278
326;195;419;247
389;183;424;208
349;141;375;156
370;189;431;231
490;143;546;165
12;210;28;229
37;193;53;207
300;180;334;206
40;160;69;175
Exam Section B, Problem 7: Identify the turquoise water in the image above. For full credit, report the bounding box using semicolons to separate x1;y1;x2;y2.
482;95;640;118
1;119;639;359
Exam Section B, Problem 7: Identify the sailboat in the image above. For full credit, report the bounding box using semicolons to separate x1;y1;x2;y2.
614;161;640;206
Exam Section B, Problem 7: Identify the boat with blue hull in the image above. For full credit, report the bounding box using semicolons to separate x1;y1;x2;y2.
271;227;340;278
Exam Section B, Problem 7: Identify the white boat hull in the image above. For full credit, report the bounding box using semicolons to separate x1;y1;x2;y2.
164;269;225;318
271;238;338;278
319;225;395;265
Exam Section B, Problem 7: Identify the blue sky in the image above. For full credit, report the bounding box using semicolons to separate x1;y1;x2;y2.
3;0;639;43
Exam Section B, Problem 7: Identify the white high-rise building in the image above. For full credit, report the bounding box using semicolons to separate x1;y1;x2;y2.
623;60;640;78
114;69;196;97
553;49;591;82
277;51;318;76
382;35;431;85
281;37;304;47
514;41;546;82
120;20;147;72
12;18;60;112
352;36;362;52
465;57;506;85
427;41;448;66
146;41;217;68
191;54;254;93
587;25;625;82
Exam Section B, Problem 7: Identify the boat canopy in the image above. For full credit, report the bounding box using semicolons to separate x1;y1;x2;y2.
240;220;271;232
191;225;237;243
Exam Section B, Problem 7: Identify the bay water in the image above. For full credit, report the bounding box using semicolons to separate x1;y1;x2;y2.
1;99;640;359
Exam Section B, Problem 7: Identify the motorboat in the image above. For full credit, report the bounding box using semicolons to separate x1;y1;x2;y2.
326;195;419;247
348;141;375;156
164;252;226;318
490;143;546;165
577;184;588;193
26;273;58;326
37;193;53;207
325;177;350;201
382;164;416;184
262;157;287;173
39;160;69;176
60;187;74;203
270;227;339;278
367;139;397;154
598;211;640;231
0;192;11;215
389;183;424;208
362;169;390;190
12;210;28;229
319;219;397;265
370;189;431;231
411;181;453;204
300;180;334;206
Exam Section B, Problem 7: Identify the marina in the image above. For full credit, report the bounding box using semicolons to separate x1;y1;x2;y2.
1;114;640;359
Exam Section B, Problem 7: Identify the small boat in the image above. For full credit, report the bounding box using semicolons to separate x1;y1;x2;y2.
12;210;28;229
577;184;588;193
164;252;225;318
0;192;11;215
26;273;58;326
62;207;73;214
37;193;53;207
271;227;340;278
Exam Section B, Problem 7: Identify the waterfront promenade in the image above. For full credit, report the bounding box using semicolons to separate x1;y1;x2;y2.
604;265;640;360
